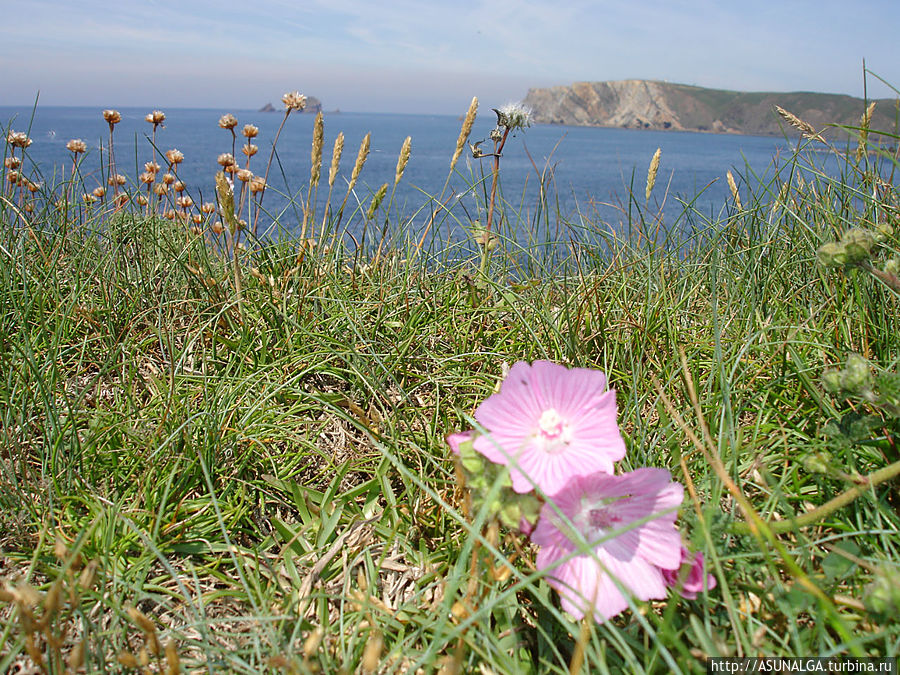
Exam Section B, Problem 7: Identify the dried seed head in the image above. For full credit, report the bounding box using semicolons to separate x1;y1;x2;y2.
154;184;169;196
191;214;203;225
4;156;21;169
242;124;259;138
108;173;127;186
7;131;32;148
645;147;661;200
249;176;267;193
361;630;383;673
136;195;149;206
241;143;259;157
144;161;160;173
726;170;742;210
163;209;176;220
856;101;877;162
66;139;87;154
282;91;307;111
147;110;166;125
200;201;216;214
25;179;41;193
328;132;344;188
173;180;186;193
218;113;238;130
310;111;324;185
774;105;825;143
217;153;236;167
115;193;129;207
103;109;122;125
165;148;184;165
165;641;180;673
212;221;225;235
82;193;97;204
394;135;412;186
451;96;479;171
162;173;175;185
6;170;20;185
237;169;253;183
176;195;194;209
92;186;106;199
303;627;325;659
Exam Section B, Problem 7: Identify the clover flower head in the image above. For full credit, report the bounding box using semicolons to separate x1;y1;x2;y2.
532;468;684;622
472;361;626;495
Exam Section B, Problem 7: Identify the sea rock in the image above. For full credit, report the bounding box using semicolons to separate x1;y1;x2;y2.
259;96;323;114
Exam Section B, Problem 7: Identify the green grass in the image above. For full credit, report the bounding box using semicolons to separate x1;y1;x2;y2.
2;107;900;673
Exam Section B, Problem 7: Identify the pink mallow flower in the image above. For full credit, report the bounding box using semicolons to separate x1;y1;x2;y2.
662;546;716;599
531;468;684;622
472;361;626;495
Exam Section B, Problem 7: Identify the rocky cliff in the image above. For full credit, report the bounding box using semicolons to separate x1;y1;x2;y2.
523;80;896;136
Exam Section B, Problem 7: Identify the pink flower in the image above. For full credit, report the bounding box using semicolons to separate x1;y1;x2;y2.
446;430;474;455
531;468;683;622
472;361;626;495
662;546;716;599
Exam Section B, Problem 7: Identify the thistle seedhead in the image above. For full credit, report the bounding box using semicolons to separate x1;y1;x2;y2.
493;102;533;130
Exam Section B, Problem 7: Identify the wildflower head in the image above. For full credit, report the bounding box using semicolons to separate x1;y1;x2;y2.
532;468;684;621
218;113;238;130
282;91;307;112
242;124;259;139
471;361;626;494
241;143;259;157
66;139;87;154
165;149;184;165
493;102;533;131
249;176;267;194
146;110;166;126
102;109;121;125
7;131;32;148
217;153;236;168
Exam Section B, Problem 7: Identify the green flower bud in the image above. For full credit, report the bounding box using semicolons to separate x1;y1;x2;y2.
817;242;848;268
821;369;844;394
864;565;900;621
841;353;874;394
875;222;894;244
841;228;876;264
803;451;832;474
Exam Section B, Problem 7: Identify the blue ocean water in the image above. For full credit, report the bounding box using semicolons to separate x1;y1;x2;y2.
2;105;802;246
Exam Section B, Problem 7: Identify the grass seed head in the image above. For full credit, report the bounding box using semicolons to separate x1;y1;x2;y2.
394;135;411;186
645;147;661;200
350;133;371;188
310;111;324;185
329;132;344;188
452;96;479;171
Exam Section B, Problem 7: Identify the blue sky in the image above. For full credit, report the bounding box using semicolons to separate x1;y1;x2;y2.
2;0;898;113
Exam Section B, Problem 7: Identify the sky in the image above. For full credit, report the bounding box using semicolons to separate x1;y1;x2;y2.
2;0;899;114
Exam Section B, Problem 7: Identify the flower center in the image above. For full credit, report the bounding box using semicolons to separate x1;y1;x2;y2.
538;408;565;440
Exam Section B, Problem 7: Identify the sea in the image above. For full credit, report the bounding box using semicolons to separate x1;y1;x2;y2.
1;105;820;250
